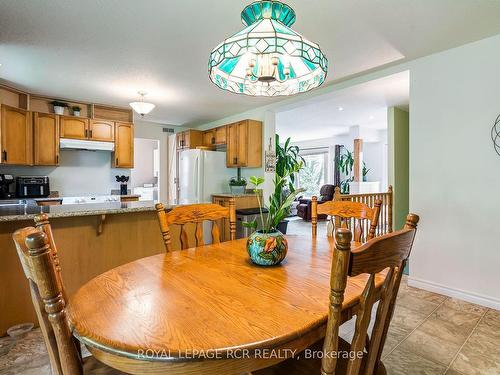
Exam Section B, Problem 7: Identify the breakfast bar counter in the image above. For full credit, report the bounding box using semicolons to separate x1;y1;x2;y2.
0;201;168;335
0;200;157;222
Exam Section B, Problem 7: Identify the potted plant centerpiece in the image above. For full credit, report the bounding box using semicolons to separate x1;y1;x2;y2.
51;100;68;115
244;171;304;266
72;106;81;117
229;176;247;195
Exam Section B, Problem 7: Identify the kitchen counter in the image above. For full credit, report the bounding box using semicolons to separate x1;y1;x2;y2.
0;201;156;222
212;193;260;198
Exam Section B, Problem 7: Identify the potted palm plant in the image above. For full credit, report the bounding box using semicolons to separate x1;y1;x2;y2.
244;170;304;266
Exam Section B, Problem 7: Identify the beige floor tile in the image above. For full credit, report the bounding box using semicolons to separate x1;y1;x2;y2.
418;316;476;345
441;299;487;316
391;304;430;331
461;329;500;358
452;348;500;375
430;305;481;330
398;328;462;366
384;346;447;375
444;369;465;375
396;294;441;315
400;286;448;305
482;308;500;326
382;323;411;358
473;318;500;340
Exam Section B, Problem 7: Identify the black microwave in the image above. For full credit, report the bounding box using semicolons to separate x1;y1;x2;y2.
16;176;50;198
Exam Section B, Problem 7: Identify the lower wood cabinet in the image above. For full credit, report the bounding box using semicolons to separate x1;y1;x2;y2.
33;112;59;166
113;122;134;168
0;105;32;165
89;120;114;142
60;116;89;139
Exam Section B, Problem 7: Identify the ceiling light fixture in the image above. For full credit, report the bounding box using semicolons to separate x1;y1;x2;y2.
208;0;328;97
129;91;155;117
338;106;344;111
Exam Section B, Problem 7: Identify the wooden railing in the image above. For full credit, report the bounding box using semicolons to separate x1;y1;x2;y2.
333;186;393;237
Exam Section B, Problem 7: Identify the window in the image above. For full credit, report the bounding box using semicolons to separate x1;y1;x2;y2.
297;149;329;197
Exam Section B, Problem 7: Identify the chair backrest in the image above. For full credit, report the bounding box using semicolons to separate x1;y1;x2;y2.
13;223;83;375
321;213;419;375
311;197;382;242
155;200;236;252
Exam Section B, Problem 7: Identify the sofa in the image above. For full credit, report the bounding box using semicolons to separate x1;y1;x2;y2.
296;184;335;221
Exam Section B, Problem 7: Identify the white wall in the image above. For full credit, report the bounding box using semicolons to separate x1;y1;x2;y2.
130;138;158;188
0;150;128;196
409;34;500;308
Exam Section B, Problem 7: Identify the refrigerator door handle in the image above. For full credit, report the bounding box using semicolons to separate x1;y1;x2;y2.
194;156;199;203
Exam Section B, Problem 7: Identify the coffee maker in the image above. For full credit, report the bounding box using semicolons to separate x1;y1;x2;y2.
0;174;15;199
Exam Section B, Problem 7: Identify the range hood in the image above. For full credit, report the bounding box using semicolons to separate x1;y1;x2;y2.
60;138;114;151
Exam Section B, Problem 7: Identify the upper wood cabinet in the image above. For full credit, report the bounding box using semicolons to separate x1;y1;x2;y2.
177;130;203;150
226;120;262;168
89;120;114;142
60;116;89;140
215;126;227;145
0;105;33;165
114;122;134;168
33;112;59;166
203;126;227;147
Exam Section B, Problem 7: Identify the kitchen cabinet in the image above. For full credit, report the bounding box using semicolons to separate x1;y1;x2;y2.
60;116;89;140
113;122;134;168
215;125;227;145
33;112;59;166
177;129;203;150
203;129;216;147
89;120;114;142
226;120;262;168
0;105;32;165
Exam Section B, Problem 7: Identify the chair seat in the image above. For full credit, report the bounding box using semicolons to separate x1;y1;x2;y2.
83;355;128;374
253;338;387;375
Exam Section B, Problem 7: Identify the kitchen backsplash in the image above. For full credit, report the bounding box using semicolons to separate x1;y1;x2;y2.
0;150;130;196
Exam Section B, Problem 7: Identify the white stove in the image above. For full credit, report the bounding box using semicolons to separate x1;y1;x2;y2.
61;195;121;205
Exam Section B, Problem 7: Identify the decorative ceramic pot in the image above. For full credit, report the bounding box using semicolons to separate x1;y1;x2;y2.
247;230;288;266
230;185;246;195
73;110;81;117
53;106;65;115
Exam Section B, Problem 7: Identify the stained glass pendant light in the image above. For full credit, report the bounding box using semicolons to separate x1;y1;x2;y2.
209;1;328;97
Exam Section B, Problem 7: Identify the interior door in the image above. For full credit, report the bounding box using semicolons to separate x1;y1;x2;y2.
34;112;59;166
89;120;114;141
1;105;32;165
114;122;134;168
60;116;88;139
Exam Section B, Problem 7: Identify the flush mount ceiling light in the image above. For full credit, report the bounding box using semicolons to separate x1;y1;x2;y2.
129;91;155;117
209;0;328;97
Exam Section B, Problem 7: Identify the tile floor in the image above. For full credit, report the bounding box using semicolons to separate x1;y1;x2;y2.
0;218;498;375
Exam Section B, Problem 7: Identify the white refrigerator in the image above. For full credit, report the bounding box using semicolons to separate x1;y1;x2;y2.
178;149;234;204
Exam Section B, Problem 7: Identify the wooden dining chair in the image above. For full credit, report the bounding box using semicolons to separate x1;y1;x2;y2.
12;217;125;375
311;196;382;242
255;213;419;375
155;199;236;252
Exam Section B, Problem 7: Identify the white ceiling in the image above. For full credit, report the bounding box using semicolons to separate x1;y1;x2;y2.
1;0;500;126
276;71;409;142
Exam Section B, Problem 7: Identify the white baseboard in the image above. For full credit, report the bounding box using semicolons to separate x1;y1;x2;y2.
408;277;500;310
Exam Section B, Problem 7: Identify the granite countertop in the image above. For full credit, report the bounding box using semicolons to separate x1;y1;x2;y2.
212;193;259;198
0;201;157;222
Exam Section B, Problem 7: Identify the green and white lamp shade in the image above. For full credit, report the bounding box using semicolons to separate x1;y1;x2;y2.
209;1;328;97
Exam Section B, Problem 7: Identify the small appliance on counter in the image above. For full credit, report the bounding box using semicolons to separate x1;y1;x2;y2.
0;174;15;199
16;176;50;198
115;175;130;195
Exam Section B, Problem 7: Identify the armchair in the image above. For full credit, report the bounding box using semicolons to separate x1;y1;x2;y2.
296;184;335;221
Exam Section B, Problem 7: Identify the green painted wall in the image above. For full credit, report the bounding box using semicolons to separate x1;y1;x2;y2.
388;107;409;231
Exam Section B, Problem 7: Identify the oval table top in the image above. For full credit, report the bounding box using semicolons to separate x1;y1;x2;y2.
67;235;384;369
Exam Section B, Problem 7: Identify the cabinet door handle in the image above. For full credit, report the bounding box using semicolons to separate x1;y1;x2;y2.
116;158;119;165
233;157;237;164
56;154;59;164
85;129;88;138
89;129;93;138
3;150;7;162
212;137;215;144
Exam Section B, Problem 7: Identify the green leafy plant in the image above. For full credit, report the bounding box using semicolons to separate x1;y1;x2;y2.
229;177;247;186
336;149;354;194
50;101;68;107
275;134;305;215
362;162;370;182
72;105;81;111
244;172;305;233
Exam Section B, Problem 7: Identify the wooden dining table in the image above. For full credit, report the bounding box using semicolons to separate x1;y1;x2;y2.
67;235;386;375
